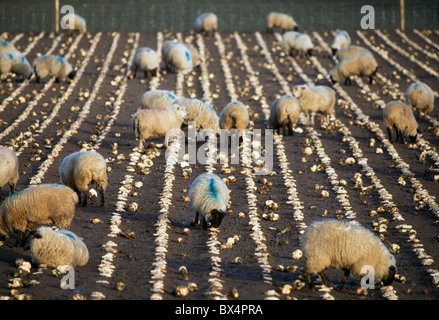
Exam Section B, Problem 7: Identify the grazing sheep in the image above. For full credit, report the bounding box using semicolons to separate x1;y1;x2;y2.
139;89;178;110
59;151;108;207
33;54;76;83
292;84;335;126
63;13;87;35
0;184;78;247
282;31;300;55
29;226;89;268
189;172;229;230
267;94;301;135
267;12;298;33
0;52;33;80
132;104;188;151
174;97;220;134
194;12;218;36
162;42;193;74
300;219;396;288
184;43;201;67
331;31;351;55
219;101;250;132
329;53;378;85
0;147;19;196
404;82;435;118
282;31;313;57
383;100;418;143
0;40;20;54
133;47;159;78
335;45;373;60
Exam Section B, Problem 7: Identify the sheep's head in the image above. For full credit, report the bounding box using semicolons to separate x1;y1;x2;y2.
381;265;396;286
68;70;76;79
172;105;188;120
206;209;225;228
292;85;307;99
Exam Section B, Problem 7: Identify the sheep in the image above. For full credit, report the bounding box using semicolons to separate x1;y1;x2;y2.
174;98;220;134
62;13;87;35
133;47;159;78
0;39;20;54
292;84;335;126
189;172;229;230
0;184;78;247
219;101;249;132
331;31;351;55
404;82;435;119
268;95;301;136
300;219;396;288
0;52;33;80
0;147;19;197
162;42;193;74
194;12;218;36
139;89;178;110
335;45;373;60
383;100;419;144
33;54;76;83
59;151;108;207
282;31;313;57
184;43;201;68
132;104;188;151
267;12;298;33
162;40;200;69
29;226;89;268
329;53;378;85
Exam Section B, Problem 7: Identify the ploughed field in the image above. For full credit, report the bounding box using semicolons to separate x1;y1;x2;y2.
0;29;438;300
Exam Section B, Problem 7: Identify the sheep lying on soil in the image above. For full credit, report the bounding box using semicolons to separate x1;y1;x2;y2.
300;219;396;288
133;47;159;78
29;226;89;268
174;97;220;134
330;53;378;85
404;82;435;118
383;100;418;143
292;84;335;126
0;184;78;247
267;94;301;135
33;54;76;83
59;151;108;207
132;104;188;151
267;12;298;33
189;173;229;230
0;147;19;197
194;12;218;36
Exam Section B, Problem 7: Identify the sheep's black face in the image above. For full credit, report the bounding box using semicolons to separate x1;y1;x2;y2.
382;265;396;286
208;209;225;228
331;48;337;55
409;134;417;143
307;49;313;57
329;75;336;84
68;70;76;79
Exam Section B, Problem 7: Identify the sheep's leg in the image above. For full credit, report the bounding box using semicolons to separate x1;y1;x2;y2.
81;192;87;207
98;185;105;206
192;212;200;226
202;217;210;230
386;127;393;142
344;77;351;86
318;271;331;287
133;66;138;78
15;231;24;247
55;77;60;83
338;268;350;289
368;75;374;84
8;182;15;194
304;272;313;288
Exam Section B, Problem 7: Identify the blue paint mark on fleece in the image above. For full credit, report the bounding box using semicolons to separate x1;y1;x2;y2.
167;92;176;99
1;40;7;47
56;56;64;63
185;50;191;62
64;232;76;240
208;178;219;201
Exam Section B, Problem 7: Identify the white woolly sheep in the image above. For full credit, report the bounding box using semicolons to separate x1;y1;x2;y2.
184;43;201;68
0;184;78;247
0;147;19;197
331;31;351;55
133;47;159;78
282;31;299;55
59;151;108;207
189;172;229;230
282;31;313;57
139;89;178;110
335;45;373;60
132;104;188;151
63;13;87;35
29;226;89;268
219;101;249;132
300;219;396;288
404;82;435;118
0;40;20;54
267;12;298;33
268;95;301;136
383;100;419;144
174;97;220;134
33;54;76;83
162;42;193;74
194;12;218;36
292;84;335;126
330;53;378;85
0;52;33;80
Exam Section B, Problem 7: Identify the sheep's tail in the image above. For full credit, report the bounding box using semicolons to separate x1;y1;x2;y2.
132;114;140;139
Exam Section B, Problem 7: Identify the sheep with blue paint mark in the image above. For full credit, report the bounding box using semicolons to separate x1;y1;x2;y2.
0;52;33;80
162;42;193;74
29;226;89;268
331;31;351;55
189;173;229;230
0;40;20;54
32;54;76;83
133;47;159;78
139;89;178;110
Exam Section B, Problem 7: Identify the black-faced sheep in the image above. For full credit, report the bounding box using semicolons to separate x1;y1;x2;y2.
267;12;298;33
330;53;378;85
282;31;314;57
194;12;218;36
189;173;229;230
219;101;249;132
0;146;19;197
300;219;396;288
28;226;89;268
132;104;188;151
0;184;78;247
331;31;351;55
133;47;159;78
383;100;419;143
59;151;108;207
0;52;33;80
33;54;76;83
404;82;435;118
268;94;301;135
